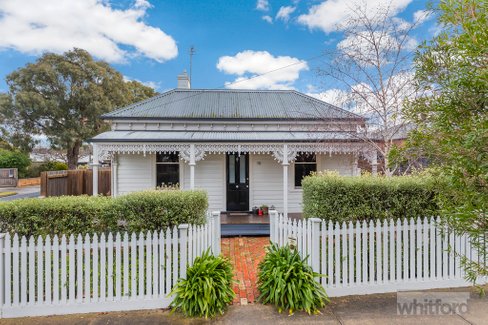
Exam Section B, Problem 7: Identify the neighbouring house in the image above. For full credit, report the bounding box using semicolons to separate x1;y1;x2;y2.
358;123;427;175
90;72;378;215
30;146;93;166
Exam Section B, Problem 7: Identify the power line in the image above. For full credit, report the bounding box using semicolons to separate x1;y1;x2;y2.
116;52;328;115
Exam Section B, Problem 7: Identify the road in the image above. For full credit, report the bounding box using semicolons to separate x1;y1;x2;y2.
0;186;40;202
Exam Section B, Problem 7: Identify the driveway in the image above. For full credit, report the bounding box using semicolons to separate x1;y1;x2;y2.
0;186;40;201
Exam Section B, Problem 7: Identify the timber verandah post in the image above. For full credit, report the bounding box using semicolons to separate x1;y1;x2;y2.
92;144;99;196
282;144;289;218
189;144;196;190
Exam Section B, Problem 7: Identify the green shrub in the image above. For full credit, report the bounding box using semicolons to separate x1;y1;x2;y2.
25;161;68;178
169;249;235;318
114;190;208;233
0;190;208;236
258;243;328;315
302;172;441;222
0;149;30;178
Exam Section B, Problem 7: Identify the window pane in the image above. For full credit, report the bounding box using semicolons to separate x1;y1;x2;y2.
156;152;179;162
156;164;179;186
228;154;235;184
295;164;317;187
295;152;316;162
239;155;246;183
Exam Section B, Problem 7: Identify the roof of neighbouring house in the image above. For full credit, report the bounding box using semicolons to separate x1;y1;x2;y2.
102;89;364;121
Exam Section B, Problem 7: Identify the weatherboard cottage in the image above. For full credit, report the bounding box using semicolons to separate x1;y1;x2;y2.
90;72;378;216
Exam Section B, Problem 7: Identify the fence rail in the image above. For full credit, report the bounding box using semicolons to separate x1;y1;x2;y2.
270;212;486;297
0;212;221;318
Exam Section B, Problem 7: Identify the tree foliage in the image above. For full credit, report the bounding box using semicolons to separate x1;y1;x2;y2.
404;0;488;287
0;149;31;178
0;48;156;168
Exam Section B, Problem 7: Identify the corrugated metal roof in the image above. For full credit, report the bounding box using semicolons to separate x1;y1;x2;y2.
102;89;363;121
91;131;359;142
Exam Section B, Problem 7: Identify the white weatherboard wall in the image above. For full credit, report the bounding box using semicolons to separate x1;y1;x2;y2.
115;152;354;213
116;154;155;195
182;154;225;212
250;153;354;213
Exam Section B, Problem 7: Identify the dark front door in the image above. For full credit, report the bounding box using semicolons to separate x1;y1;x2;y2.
226;153;249;211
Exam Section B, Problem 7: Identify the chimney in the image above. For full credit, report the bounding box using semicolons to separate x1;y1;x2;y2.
177;70;190;89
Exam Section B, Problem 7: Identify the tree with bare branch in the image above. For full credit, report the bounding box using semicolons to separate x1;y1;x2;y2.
313;1;428;176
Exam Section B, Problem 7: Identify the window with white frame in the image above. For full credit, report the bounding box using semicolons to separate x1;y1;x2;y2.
294;152;316;187
156;152;179;187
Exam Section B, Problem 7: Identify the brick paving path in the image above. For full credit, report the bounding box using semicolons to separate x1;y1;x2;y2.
221;237;269;305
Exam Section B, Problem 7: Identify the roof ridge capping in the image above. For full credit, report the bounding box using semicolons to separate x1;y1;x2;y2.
172;88;293;93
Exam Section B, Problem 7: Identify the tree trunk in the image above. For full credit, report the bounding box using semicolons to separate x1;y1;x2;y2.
66;141;81;170
383;143;392;177
384;156;392;177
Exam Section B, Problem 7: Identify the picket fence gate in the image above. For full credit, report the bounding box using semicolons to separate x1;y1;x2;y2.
0;211;221;318
270;211;486;297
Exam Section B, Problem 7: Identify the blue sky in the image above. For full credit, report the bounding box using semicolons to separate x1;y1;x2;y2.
0;0;437;97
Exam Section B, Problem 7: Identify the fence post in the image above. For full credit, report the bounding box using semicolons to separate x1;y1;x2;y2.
269;210;278;243
211;211;221;255
178;224;189;279
310;218;321;274
0;233;4;313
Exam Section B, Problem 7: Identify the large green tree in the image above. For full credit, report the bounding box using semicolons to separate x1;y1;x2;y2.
405;0;487;286
0;48;156;168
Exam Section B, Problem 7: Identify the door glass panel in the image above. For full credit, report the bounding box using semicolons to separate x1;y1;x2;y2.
228;154;235;184
239;155;246;183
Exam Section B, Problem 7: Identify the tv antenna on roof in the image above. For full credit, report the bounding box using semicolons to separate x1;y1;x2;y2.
189;46;196;85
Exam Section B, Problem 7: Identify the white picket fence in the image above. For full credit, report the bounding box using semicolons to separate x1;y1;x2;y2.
0;211;221;318
270;211;486;297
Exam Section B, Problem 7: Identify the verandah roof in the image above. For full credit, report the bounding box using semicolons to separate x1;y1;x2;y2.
90;130;361;143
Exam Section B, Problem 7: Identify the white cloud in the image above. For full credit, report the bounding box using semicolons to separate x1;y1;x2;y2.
306;88;349;107
123;75;161;90
337;30;418;66
428;23;442;36
276;6;296;22
0;0;178;63
307;72;416;122
392;17;412;31
256;0;269;11
413;9;431;24
217;50;308;90
337;31;397;66
347;72;416;118
262;15;273;24
298;0;413;33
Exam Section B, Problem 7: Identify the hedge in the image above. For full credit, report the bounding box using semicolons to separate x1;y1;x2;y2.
0;190;208;237
302;172;441;222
